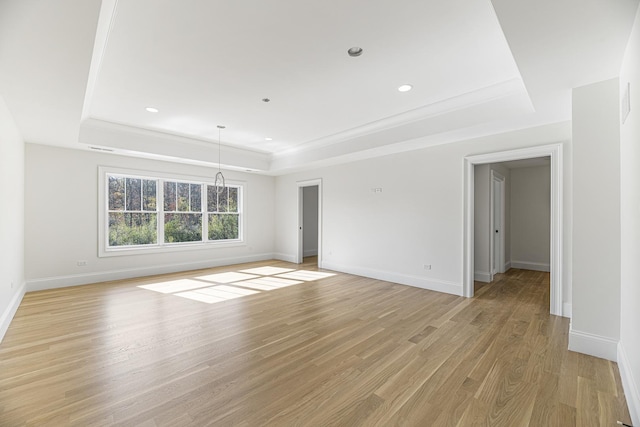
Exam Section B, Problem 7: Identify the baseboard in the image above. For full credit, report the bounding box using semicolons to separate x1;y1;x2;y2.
274;253;298;263
511;260;550;272
0;281;26;343
618;342;640;427
26;253;276;292
303;249;318;257
322;261;463;296
474;271;491;283
563;302;572;319
568;326;618;361
504;261;512;271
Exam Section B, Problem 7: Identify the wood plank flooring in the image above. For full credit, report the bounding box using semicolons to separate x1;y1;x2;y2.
0;259;632;426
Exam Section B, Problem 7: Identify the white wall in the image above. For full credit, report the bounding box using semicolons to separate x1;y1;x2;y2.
24;144;276;290
570;78;621;361
619;4;640;425
302;185;319;257
510;165;550;271
275;122;572;299
0;94;25;342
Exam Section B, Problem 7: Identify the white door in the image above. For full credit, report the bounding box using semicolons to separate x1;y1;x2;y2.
492;178;501;275
490;171;505;278
297;179;323;266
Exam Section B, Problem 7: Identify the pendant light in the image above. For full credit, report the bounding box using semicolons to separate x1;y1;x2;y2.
215;125;226;194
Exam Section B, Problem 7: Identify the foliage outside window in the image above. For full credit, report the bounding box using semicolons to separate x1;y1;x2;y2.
164;181;203;243
108;176;158;246
106;172;242;250
208;185;240;240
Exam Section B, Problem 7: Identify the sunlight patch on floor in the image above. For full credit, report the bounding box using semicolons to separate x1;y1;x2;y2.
276;271;336;281
239;266;295;276
233;276;303;291
138;279;211;294
195;272;259;283
137;266;334;304
174;290;227;304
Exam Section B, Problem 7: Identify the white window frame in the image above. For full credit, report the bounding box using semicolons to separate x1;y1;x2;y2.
98;166;245;257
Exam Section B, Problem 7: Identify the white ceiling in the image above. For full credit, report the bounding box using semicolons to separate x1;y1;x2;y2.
1;0;638;174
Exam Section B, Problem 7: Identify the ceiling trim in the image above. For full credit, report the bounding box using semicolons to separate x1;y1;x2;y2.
277;77;531;156
79;117;271;171
81;0;118;121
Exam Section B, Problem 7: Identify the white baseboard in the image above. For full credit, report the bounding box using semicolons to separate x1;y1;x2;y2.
303;249;318;257
618;342;640;427
322;261;463;296
568;326;618;361
504;261;512;271
563;302;572;319
511;260;550;272
26;253;276;292
0;281;26;343
474;271;491;283
274;252;298;263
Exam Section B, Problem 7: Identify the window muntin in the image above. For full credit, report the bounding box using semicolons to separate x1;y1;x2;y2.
104;172;242;252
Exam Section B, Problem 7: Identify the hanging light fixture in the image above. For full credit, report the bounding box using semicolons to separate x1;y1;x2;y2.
215;125;226;194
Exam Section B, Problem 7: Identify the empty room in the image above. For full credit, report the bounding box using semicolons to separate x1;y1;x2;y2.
1;0;639;426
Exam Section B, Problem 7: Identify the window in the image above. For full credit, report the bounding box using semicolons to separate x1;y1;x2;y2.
207;185;240;240
101;169;243;255
164;181;202;243
108;176;158;246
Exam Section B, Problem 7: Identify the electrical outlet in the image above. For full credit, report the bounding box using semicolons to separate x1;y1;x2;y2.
423;264;431;270
77;261;87;267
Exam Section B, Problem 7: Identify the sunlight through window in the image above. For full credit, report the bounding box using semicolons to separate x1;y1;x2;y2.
137;266;334;304
175;291;227;304
138;279;211;294
207;285;260;296
194;286;258;300
276;270;336;281
239;266;295;276
195;272;259;283
233;277;303;290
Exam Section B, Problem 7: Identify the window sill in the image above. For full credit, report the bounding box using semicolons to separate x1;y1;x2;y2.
98;240;245;258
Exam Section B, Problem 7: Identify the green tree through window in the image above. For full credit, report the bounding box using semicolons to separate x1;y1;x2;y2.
108;176;158;246
106;173;241;249
164;181;202;243
207;185;240;240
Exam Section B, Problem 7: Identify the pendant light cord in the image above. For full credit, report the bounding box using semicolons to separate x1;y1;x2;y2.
215;125;226;193
218;126;222;173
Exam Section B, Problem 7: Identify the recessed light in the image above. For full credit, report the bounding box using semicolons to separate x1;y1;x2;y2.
398;84;413;92
347;47;363;57
265;137;273;141
145;107;159;113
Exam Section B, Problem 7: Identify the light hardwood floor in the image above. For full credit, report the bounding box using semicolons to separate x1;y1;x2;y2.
0;259;632;426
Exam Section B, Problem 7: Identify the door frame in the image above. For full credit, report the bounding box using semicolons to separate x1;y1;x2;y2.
297;178;323;266
463;143;563;316
490;170;506;281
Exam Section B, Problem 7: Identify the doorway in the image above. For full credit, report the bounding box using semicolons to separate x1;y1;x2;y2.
464;144;563;316
297;179;322;267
